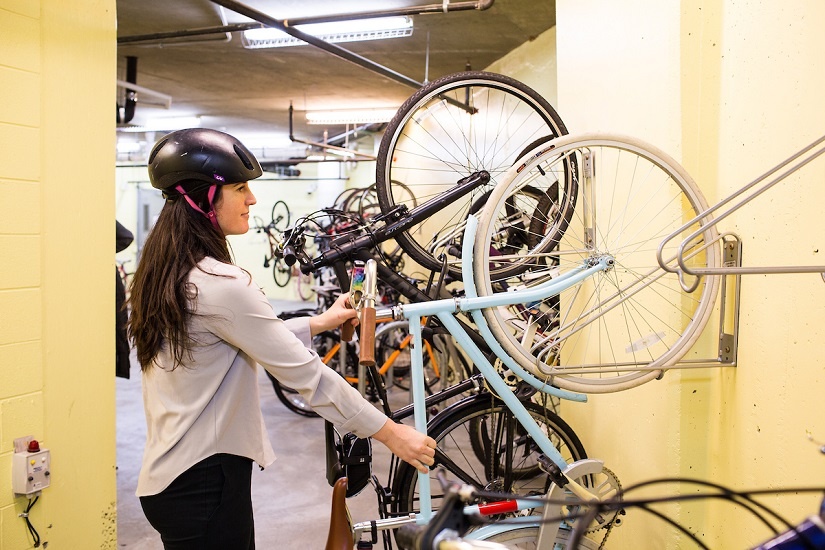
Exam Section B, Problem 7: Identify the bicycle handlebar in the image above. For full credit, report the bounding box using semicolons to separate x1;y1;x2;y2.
297;171;490;275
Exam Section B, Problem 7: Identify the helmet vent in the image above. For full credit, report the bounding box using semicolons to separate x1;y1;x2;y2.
148;138;169;165
234;144;255;170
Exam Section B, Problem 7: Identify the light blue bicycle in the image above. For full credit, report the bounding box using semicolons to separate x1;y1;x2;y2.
348;216;618;548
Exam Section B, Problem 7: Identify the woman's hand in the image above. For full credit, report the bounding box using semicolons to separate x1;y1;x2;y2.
309;292;359;336
372;420;437;474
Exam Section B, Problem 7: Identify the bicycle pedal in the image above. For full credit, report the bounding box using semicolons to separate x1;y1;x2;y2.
537;455;565;483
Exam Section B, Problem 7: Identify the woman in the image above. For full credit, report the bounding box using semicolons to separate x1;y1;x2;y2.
128;128;436;549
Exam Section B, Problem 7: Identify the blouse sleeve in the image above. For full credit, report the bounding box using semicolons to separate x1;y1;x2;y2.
195;267;387;438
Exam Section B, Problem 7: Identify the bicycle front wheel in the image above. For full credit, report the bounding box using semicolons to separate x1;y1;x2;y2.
270;200;290;231
391;393;586;522
376;71;569;279
473;133;721;393
477;525;599;549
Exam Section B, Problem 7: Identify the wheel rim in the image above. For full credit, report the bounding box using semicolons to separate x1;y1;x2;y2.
475;134;721;393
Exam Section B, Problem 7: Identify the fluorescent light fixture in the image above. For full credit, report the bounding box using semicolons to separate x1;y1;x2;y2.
305;109;398;125
242;16;413;49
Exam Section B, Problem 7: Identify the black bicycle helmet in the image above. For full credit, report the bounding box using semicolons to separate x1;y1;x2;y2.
147;128;263;231
148;128;262;192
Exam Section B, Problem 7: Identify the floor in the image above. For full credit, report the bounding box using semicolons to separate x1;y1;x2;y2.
116;300;404;549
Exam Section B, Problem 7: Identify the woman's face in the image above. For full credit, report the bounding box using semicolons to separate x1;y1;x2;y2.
214;182;257;236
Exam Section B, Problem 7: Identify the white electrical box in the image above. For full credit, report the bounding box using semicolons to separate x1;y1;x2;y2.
12;440;51;495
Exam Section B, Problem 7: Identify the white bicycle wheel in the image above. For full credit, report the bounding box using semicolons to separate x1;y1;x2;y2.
473;133;721;393
477;525;599;549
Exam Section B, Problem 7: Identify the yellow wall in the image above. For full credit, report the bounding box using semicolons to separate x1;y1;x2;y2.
486;26;559;112
544;1;825;548
0;0;117;548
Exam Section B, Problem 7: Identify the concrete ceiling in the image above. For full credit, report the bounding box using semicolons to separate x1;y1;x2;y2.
116;0;555;161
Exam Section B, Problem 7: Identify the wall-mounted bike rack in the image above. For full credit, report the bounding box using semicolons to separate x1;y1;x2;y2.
660;133;825;370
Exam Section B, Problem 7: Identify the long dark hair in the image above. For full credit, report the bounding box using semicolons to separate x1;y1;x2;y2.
128;183;231;371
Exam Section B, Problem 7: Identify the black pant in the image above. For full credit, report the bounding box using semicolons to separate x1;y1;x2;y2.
116;269;130;379
140;454;254;549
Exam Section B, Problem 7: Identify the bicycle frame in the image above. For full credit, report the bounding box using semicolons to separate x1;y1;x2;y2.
350;215;614;547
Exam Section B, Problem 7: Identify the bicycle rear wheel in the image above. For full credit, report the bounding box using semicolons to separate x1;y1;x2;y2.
272;257;292;288
473;133;722;393
376;71;569;279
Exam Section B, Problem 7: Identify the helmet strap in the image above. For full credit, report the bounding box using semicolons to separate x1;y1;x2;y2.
175;184;222;233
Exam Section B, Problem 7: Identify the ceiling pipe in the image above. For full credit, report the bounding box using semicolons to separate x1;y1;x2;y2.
119;1;494;45
118;22;261;44
288;103;376;161
118;5;232;46
211;0;424;90
119;56;139;123
115;81;172;109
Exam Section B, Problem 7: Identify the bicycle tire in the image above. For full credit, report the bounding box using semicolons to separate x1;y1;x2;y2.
296;271;315;301
266;371;320;418
272;257;292;288
391;393;586;522
467;181;569;264
376;71;569;279
474;524;599;549
333;187;365;212
473;133;722;393
270;200;290;232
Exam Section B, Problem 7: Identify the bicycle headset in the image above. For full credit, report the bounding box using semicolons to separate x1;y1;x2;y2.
147;128;263;231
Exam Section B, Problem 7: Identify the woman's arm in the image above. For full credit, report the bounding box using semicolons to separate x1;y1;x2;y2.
199;268;436;472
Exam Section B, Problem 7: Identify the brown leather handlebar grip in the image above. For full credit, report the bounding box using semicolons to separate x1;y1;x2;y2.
340;302;355;342
359;307;376;367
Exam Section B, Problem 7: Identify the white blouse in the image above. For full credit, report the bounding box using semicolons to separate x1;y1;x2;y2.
136;257;387;496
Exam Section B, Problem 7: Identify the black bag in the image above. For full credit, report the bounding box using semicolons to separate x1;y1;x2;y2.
325;421;373;497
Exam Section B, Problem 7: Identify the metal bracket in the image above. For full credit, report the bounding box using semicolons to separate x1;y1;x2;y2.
669;233;741;370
